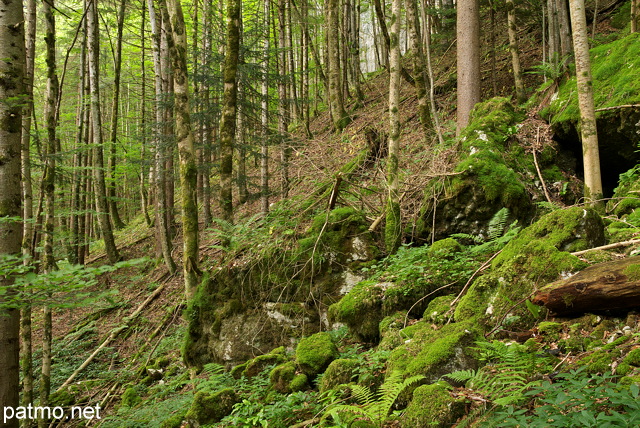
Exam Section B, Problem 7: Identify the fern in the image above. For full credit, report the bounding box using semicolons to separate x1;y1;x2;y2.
487;208;509;241
323;370;424;427
444;341;541;406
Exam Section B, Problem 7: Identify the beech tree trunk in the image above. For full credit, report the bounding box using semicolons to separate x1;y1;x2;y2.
166;0;200;302
327;0;349;131
386;0;402;253
261;0;270;214
533;256;640;315
456;0;481;133
87;0;120;263
405;0;432;136
507;0;526;103
0;1;25;425
569;0;604;209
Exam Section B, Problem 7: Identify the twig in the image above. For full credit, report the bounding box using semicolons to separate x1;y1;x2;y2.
570;239;640;256
404;281;457;328
533;126;552;203
595;104;640;112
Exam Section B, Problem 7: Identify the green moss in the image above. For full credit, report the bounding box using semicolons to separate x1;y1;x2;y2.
379;312;407;337
231;362;248;379
296;332;339;377
243;351;287;378
549;33;640;125
290;374;309;392
120;387;141;408
624;264;640;281
328;280;385;341
159;412;187;428
185;389;238;425
401;382;466;428
578;351;614;374
270;361;297;393
388;319;480;381
319;358;359;393
428;238;462;257
624;348;640;366
424;295;455;325
49;389;75;408
538;322;563;341
619;375;640;387
617;362;632;376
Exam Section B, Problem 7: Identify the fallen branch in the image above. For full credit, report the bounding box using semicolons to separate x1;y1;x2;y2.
533;126;552;203
595;104;640;112
57;281;168;391
570;239;640;256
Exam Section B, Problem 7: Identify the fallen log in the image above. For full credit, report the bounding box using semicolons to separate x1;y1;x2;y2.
532;256;640;315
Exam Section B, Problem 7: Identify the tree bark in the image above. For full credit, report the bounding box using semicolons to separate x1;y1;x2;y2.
456;0;481;133
261;0;270;214
632;0;639;33
87;0;120;263
405;0;432;136
533;256;640;315
569;0;603;210
166;0;200;302
219;0;241;225
327;0;350;131
0;1;25;425
507;0;526;104
107;0;127;230
386;0;402;253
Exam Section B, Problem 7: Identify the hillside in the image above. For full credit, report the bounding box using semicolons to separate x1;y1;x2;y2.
28;3;640;428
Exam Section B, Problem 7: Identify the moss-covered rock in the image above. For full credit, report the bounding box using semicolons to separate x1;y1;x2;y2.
159;411;186;428
270;361;297;393
120;387;141;408
401;382;466;428
185;389;238;426
319;358;359;393
454;207;599;329
624;348;640;366
387;319;480;382
328;280;386;341
243;347;288;378
424;295;455;325
296;332;339;377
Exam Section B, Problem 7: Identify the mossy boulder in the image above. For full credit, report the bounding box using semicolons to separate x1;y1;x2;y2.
319;358;360;393
401;382;466;428
120;387;141;408
454;207;600;329
242;347;287;378
296;332;339;377
269;361;309;393
417;97;544;241
185;389;238;426
424;295;455;325
387;319;480;382
328;280;387;341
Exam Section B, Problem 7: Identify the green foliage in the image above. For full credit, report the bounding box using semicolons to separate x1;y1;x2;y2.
485;370;640;427
444;341;545;406
296;332;339;377
323;370;424;427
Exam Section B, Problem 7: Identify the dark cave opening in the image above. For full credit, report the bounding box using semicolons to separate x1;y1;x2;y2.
552;110;640;199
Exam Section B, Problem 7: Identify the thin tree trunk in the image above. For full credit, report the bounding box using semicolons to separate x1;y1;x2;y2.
107;0;127;230
277;0;290;197
87;0;119;263
632;0;638;33
148;0;177;273
39;1;59;422
327;0;350;131
261;0;270;214
219;0;241;225
166;0;200;301
569;0;603;210
507;0;526;103
20;0;37;418
202;0;213;226
405;0;432;136
386;0;402;253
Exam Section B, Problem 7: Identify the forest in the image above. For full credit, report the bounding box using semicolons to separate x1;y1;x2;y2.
1;0;640;426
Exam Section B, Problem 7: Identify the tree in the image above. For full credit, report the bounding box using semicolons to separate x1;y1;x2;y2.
166;0;200;301
0;0;26;425
327;0;350;131
456;0;481;133
507;0;526;103
87;0;119;263
568;0;603;209
219;0;241;225
386;0;402;253
632;0;639;33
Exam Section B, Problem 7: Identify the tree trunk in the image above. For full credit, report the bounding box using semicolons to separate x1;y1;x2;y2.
569;0;603;210
219;0;241;225
87;0;119;263
405;0;432;136
632;0;639;33
277;0;290;197
166;0;200;302
107;0;127;230
0;0;25;425
327;0;349;131
261;0;270;215
456;0;481;133
148;0;177;273
386;0;402;253
507;0;526;104
533;256;640;315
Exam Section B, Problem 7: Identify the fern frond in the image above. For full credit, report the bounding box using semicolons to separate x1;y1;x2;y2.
349;384;376;407
450;233;484;244
487;208;509;241
444;370;477;384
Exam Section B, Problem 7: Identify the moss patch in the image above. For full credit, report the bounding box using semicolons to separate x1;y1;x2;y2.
401;382;466;428
296;332;339;377
184;389;238;425
319;358;359;393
